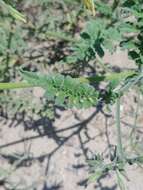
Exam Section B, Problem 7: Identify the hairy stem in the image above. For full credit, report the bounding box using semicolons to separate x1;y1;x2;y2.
115;97;125;161
130;89;140;150
0;82;36;90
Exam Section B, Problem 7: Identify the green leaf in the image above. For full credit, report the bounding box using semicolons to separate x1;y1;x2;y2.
116;170;127;190
0;0;26;22
21;70;99;109
119;23;139;33
95;1;112;16
88;171;103;182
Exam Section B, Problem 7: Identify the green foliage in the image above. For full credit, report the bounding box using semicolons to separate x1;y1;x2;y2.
88;152;143;189
63;0;143;68
0;0;81;118
0;25;26;56
64;19;106;64
21;70;99;108
120;0;143;67
0;0;26;22
0;1;26;82
88;154;125;182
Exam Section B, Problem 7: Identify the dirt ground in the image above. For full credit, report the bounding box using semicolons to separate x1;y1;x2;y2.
0;51;143;190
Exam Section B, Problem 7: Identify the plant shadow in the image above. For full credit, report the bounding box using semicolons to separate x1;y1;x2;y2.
0;100;117;189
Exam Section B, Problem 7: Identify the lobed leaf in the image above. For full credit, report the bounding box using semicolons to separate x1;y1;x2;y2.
21;70;99;109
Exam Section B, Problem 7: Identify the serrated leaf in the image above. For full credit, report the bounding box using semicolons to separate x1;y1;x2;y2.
21;70;99;109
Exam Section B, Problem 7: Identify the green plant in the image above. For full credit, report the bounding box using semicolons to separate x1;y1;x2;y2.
0;1;26;81
0;0;143;189
0;0;26;22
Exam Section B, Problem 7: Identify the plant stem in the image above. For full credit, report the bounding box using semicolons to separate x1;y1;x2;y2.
0;82;36;90
129;89;140;151
0;70;137;90
115;97;125;161
79;70;136;83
